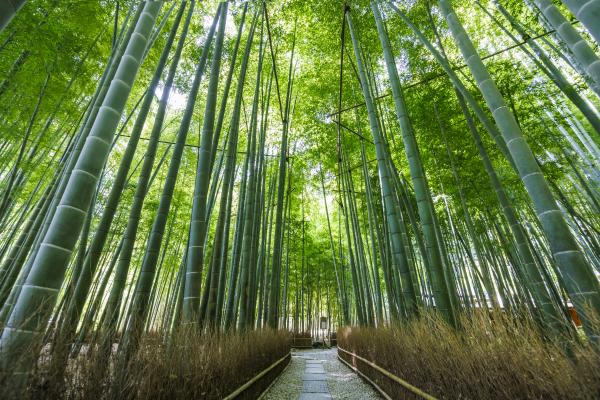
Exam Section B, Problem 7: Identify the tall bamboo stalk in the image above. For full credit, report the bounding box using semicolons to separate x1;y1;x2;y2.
0;1;162;373
182;2;227;324
436;0;600;340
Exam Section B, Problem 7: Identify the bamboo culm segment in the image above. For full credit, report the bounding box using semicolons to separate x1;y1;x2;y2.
437;0;600;340
0;1;162;372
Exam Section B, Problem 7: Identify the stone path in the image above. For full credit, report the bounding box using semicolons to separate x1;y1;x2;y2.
262;348;381;400
301;358;330;399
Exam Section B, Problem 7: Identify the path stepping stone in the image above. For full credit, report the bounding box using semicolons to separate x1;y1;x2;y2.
299;394;332;400
303;373;327;381
303;380;329;393
300;357;333;399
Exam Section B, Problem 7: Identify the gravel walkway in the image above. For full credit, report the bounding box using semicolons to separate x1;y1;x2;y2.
262;352;305;400
262;348;381;400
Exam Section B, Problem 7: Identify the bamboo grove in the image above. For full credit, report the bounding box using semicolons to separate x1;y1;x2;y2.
0;0;599;392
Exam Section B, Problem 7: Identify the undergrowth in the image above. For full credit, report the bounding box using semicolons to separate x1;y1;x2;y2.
338;312;600;399
0;328;291;400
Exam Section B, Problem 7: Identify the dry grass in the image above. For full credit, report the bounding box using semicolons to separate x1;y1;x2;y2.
0;328;291;400
338;313;600;399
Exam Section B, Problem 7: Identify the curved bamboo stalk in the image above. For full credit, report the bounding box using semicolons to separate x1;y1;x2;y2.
64;0;188;337
436;0;600;340
0;1;162;374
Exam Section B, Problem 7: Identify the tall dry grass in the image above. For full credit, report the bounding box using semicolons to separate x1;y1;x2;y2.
338;312;600;399
0;328;291;400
